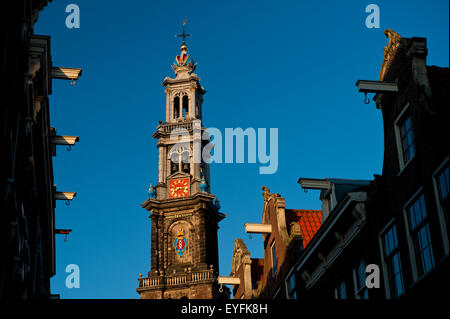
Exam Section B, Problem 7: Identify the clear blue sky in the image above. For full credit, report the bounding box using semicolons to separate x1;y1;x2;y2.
35;0;449;298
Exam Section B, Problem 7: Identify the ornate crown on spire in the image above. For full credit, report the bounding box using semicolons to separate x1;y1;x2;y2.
172;45;197;73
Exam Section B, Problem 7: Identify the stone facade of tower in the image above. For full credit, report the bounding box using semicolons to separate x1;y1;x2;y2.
137;40;227;299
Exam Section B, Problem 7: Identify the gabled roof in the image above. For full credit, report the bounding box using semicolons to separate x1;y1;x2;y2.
285;209;322;248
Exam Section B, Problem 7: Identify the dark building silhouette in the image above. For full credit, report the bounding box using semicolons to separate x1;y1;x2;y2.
224;29;448;300
0;0;81;299
363;30;449;300
293;178;371;300
295;30;449;300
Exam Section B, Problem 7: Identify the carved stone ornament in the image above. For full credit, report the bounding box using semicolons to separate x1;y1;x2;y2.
230;239;250;276
262;186;280;202
379;29;402;81
289;222;302;240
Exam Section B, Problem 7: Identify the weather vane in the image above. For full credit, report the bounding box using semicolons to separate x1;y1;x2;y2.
175;19;192;44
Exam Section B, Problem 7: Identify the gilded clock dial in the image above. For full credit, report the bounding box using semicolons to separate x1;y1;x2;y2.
169;178;190;198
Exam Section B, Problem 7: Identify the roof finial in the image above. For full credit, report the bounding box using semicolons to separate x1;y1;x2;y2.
175;19;192;48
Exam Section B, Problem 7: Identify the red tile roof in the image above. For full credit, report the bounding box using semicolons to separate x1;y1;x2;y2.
285;209;322;248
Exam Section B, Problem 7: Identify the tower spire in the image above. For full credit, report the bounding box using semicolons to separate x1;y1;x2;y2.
172;19;197;76
137;25;227;299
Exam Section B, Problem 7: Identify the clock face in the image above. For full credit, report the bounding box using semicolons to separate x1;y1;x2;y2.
169;178;190;198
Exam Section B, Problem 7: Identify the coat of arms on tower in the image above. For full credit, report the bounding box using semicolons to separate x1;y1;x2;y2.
174;227;187;257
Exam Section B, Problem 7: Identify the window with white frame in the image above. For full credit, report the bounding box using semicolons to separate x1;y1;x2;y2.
407;193;435;277
271;241;277;277
381;223;404;298
354;260;369;299
286;272;297;299
334;279;347;299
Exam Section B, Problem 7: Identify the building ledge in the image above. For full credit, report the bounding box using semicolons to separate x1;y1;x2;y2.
244;223;272;234
217;276;240;285
355;80;398;93
51;67;82;81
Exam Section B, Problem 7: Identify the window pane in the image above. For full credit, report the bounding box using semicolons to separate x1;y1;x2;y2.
422;247;432;273
408;144;415;161
388;229;394;255
392;254;401;274
288;273;295;293
409;204;418;230
402;136;412;163
392;225;398;249
404;148;410;163
339;281;346;299
384;225;399;257
402;136;409;148
419;195;427;219
398;115;415;164
400;123;407;136
384;232;390;256
394;272;404;297
405;117;411;130
415;224;435;276
409;195;427;231
389;253;404;298
418;227;428;248
438;166;449;200
383;224;405;299
407;131;414;146
357;261;366;289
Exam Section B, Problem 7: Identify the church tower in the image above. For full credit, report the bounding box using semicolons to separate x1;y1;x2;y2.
137;24;227;299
